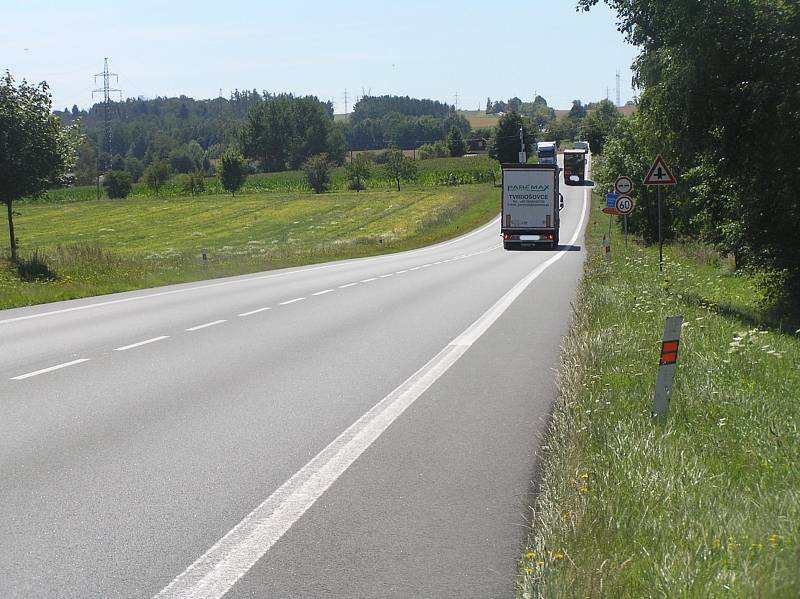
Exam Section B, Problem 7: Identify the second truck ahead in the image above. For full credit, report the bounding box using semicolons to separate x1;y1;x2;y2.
501;163;563;250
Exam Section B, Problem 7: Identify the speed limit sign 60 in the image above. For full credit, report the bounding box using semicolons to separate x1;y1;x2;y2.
615;195;635;215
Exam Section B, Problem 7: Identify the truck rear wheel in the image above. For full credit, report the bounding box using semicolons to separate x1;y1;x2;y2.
553;231;559;248
503;241;513;251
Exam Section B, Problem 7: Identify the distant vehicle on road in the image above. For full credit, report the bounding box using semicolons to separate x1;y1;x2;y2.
563;149;587;186
536;142;557;165
501;163;563;250
573;140;590;152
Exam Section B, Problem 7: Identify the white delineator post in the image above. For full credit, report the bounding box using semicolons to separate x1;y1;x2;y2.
652;316;683;417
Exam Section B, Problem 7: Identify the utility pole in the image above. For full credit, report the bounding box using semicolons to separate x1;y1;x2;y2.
616;69;621;107
92;58;121;170
343;88;348;114
454;91;458;110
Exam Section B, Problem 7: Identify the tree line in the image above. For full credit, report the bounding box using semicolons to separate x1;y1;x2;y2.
581;0;800;316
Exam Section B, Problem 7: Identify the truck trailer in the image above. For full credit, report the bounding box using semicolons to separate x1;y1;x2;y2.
501;163;563;250
563;148;586;186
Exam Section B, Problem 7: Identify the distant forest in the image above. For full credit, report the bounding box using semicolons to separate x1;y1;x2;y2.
54;93;472;184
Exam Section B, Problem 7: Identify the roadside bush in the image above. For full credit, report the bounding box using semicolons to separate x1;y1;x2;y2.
417;142;449;160
181;171;206;196
16;250;56;281
345;154;371;191
103;170;132;199
304;153;331;193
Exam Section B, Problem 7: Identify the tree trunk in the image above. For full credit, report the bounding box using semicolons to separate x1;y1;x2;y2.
396;177;400;192
6;200;16;263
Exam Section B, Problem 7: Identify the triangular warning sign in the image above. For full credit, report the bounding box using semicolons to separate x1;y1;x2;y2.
643;154;676;186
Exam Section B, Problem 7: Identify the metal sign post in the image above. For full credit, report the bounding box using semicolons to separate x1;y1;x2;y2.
652;316;683;417
643;155;676;273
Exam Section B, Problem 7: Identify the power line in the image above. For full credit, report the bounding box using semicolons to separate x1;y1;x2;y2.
92;57;121;168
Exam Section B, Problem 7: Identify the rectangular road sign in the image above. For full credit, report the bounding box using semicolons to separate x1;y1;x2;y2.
652;316;683;417
605;193;618;208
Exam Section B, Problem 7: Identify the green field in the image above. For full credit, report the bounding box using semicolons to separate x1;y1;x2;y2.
518;194;800;597
1;183;498;309
36;156;499;204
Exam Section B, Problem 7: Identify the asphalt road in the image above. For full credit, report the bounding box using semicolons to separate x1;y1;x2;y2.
1;158;590;598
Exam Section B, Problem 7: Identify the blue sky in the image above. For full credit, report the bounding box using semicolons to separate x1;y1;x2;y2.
1;0;640;112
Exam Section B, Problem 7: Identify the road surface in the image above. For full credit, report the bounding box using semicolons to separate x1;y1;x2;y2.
1;158;590;598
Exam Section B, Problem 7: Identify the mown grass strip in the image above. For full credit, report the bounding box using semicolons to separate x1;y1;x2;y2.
0;184;498;309
518;192;800;598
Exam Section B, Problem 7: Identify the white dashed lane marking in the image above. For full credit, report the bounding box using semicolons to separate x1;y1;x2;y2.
239;307;271;317
186;320;227;331
11;359;91;380
113;336;170;352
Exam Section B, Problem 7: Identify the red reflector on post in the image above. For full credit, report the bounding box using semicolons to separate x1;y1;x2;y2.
660;352;678;365
662;340;679;353
659;339;680;365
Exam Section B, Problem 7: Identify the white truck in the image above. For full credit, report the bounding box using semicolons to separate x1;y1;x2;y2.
501;163;563;250
536;141;557;165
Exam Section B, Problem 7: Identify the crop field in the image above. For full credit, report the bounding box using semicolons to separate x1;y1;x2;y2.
37;156;499;204
459;110;500;129
0;183;499;309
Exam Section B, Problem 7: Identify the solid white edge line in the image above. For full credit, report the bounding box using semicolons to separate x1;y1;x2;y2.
360;278;377;283
153;188;588;599
378;274;393;278
113;336;170;352
238;307;271;317
11;358;91;380
186;320;227;332
312;289;334;296
338;283;358;288
0;218;501;327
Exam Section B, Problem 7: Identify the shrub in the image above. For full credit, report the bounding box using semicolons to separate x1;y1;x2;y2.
303;153;331;193
17;250;56;281
103;170;132;199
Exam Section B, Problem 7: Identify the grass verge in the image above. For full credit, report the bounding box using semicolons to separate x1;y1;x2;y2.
518;192;800;598
0;184;498;309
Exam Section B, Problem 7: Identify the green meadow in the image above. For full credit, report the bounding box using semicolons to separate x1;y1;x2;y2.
1;182;498;309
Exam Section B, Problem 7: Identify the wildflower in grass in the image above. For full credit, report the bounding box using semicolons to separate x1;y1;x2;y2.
768;534;779;546
580;472;589;480
525;552;537;559
751;543;763;550
579;486;588;493
537;561;545;567
554;553;565;560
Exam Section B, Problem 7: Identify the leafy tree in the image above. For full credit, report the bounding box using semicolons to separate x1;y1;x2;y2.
489;112;535;164
447;127;466;157
580;0;800;311
74;140;98;185
507;97;522;113
103;170;132;199
486;97;492;114
0;72;78;262
111;154;125;171
345;153;371;191
218;147;247;196
579;99;621;154
326;123;348;166
181;171;206;196
143;160;171;195
124;156;144;183
384;147;417;191
303;153;331;193
568;100;587;120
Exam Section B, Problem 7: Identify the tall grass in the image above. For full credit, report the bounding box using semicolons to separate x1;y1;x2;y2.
518;194;800;598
